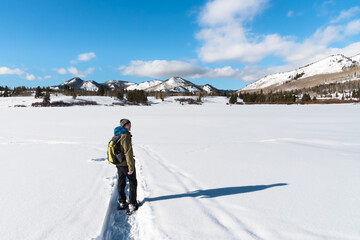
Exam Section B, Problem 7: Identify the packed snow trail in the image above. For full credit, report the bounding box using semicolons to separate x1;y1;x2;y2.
125;145;288;240
98;183;132;240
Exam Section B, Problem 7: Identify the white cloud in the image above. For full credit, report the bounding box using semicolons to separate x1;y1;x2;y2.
196;0;360;70
120;60;206;78
332;42;360;58
67;66;79;75
0;67;24;75
44;75;52;79
345;19;360;36
25;73;36;81
120;60;243;79
54;68;68;75
331;6;360;23
71;52;96;64
196;22;295;63
67;67;94;78
311;25;344;45
53;67;94;78
283;19;360;66
78;52;96;61
196;0;296;63
0;66;40;81
198;0;268;26
192;1;360;84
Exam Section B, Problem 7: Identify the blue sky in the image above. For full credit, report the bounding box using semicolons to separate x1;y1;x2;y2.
1;0;360;90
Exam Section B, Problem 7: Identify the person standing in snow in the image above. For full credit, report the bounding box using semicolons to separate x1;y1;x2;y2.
114;118;138;212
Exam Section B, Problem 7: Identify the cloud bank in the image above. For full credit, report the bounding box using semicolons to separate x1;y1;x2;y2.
71;52;96;64
54;67;94;78
120;60;243;79
0;66;40;81
119;1;360;82
0;67;24;75
196;0;360;68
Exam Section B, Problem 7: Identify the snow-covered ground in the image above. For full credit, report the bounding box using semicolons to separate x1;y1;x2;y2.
0;96;359;240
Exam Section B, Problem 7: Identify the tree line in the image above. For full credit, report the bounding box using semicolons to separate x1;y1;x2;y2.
237;91;298;104
0;86;33;97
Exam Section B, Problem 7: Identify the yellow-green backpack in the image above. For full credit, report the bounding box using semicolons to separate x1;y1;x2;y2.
107;135;125;165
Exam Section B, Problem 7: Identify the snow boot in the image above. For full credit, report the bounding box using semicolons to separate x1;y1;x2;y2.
126;201;140;215
117;201;129;210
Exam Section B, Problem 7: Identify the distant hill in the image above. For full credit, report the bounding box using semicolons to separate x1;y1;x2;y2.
54;77;100;91
52;77;232;94
240;53;360;93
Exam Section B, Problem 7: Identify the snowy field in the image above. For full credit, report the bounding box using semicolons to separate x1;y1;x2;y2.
0;96;359;240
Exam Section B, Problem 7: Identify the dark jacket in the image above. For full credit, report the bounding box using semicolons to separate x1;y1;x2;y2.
114;126;135;172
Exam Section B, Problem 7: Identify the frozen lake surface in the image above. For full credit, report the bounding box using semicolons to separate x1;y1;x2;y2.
0;96;359;240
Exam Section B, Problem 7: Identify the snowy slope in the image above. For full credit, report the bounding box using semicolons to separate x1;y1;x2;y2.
1;97;359;240
132;79;218;93
243;54;358;91
54;77;100;91
82;80;100;91
53;77;222;93
125;80;163;91
351;53;360;62
201;84;216;94
146;77;203;93
54;78;135;91
102;80;135;89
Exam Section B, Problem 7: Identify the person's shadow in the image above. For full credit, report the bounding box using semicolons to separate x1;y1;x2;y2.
143;183;288;203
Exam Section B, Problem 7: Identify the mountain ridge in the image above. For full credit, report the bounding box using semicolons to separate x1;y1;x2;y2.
52;77;230;94
241;53;360;92
52;53;360;94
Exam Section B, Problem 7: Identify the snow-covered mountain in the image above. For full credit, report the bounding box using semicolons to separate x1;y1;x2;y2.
126;80;163;91
126;78;220;94
53;78;133;91
144;77;203;93
201;84;217;94
242;54;359;91
102;80;135;90
351;53;360;62
53;77;224;93
54;77;100;91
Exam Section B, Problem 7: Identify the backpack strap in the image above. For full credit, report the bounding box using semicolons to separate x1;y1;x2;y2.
112;135;121;144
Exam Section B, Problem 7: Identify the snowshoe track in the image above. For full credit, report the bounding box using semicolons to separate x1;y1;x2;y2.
98;145;265;240
135;145;264;240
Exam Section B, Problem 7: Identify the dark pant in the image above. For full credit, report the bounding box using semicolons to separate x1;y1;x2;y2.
116;166;137;204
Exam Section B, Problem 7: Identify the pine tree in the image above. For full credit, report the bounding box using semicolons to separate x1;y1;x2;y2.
117;90;124;100
229;94;238;104
35;86;43;98
197;93;202;103
3;86;9;97
160;93;164;101
126;90;147;104
43;91;51;106
301;93;311;102
63;85;70;95
97;85;105;96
